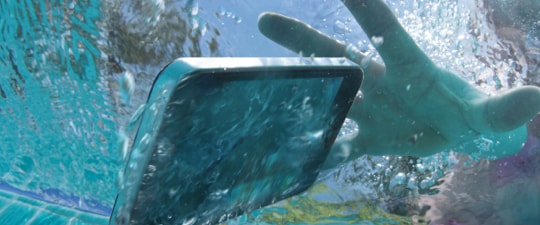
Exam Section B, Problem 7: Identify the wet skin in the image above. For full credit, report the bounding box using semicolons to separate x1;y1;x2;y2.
258;0;540;162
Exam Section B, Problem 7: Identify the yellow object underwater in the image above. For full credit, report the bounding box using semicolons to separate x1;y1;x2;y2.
228;183;417;225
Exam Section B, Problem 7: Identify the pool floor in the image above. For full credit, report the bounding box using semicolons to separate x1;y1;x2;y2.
0;189;109;225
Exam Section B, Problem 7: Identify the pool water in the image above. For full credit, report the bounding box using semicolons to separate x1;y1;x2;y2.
0;188;108;224
0;0;539;224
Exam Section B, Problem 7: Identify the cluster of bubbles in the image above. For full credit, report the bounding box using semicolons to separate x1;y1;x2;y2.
328;0;535;92
396;0;536;91
218;8;243;24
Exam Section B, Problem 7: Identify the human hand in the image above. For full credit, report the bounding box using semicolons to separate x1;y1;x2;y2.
258;0;540;161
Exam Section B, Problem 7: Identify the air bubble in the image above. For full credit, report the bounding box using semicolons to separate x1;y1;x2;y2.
389;172;407;189
169;187;180;197
345;44;360;60
371;36;384;48
182;217;197;225
415;163;426;172
360;49;376;69
337;118;359;142
474;137;494;153
219;8;243;24
209;189;229;200
116;170;125;190
333;19;350;34
118;130;131;160
419;178;434;189
235;17;242;24
185;0;199;16
119;70;135;105
127;104;146;128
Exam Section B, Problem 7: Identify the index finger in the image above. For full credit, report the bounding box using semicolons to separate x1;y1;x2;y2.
258;12;385;90
258;12;349;59
342;0;432;67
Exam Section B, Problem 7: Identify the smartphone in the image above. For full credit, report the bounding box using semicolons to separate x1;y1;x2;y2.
110;58;362;225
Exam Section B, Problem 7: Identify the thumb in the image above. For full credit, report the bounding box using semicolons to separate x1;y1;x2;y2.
483;86;540;132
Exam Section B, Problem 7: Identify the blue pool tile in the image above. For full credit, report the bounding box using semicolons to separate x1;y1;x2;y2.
0;189;109;225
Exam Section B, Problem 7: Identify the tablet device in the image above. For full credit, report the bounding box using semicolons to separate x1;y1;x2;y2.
110;58;362;225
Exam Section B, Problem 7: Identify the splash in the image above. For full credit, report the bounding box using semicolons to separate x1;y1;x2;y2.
393;0;531;92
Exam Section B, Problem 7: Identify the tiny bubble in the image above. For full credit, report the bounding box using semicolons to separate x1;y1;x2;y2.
371;36;384;48
345;44;360;60
333;19;349;34
360;49;376;69
120;71;135;105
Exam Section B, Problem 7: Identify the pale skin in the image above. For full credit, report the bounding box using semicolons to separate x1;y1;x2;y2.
258;0;540;163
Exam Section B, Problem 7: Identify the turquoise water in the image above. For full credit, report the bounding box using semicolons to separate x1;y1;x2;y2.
0;0;539;224
0;0;118;217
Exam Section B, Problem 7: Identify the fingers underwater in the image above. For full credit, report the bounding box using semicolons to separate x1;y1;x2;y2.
257;12;346;57
485;85;540;132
